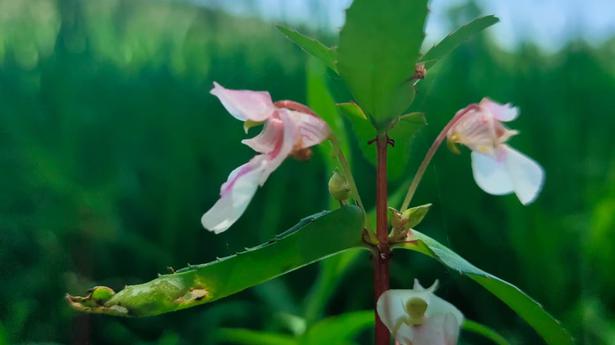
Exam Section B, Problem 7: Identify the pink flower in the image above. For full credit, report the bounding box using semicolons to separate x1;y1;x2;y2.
201;82;330;233
447;98;544;205
377;280;463;345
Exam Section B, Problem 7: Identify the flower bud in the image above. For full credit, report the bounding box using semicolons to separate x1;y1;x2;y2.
89;286;115;304
328;171;351;202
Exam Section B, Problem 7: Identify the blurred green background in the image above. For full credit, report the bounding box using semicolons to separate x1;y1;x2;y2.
1;0;614;344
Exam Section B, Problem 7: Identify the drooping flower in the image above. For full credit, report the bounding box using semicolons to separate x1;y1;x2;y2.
201;82;330;234
377;280;464;345
447;98;544;205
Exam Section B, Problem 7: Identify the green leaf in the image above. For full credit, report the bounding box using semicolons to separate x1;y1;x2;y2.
277;25;337;73
387;112;427;180
337;0;428;129
217;328;297;345
395;231;573;345
306;57;349;179
463;319;511;345
421;15;499;69
302;311;373;345
339;103;426;181
66;206;366;317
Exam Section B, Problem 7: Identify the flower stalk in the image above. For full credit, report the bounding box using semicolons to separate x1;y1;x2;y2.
400;105;477;211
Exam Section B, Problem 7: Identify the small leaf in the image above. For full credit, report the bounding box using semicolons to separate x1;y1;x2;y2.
67;206;365;317
395;231;573;345
463;319;511;345
338;0;428;129
276;25;337;73
421;15;499;69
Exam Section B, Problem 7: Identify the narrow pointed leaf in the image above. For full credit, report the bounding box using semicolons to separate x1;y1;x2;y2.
66;206;365;317
421;15;499;69
338;0;428;129
277;25;337;73
395;230;573;345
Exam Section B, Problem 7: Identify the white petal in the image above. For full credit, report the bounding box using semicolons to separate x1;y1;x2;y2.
241;117;284;154
412;314;462;345
471;151;515;195
210;82;275;122
201;157;267;233
480;97;519;122
283;109;330;149
502;146;545;205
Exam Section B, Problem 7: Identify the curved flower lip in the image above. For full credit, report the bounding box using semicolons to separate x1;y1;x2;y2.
377;280;463;345
447;98;544;205
202;82;330;233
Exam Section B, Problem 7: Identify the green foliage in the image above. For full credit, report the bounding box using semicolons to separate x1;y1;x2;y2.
217;311;373;345
402;203;432;229
216;328;296;345
463;320;511;345
2;0;614;344
67;207;365;317
396;231;573;345
277;26;338;73
339;103;426;180
421;15;500;69
337;0;428;129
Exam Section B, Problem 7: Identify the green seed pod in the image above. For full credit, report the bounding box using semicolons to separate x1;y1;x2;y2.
328;171;351;202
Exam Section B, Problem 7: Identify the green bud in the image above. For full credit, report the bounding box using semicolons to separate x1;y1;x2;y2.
328;171;351;202
389;207;407;230
89;286;115;304
401;203;432;229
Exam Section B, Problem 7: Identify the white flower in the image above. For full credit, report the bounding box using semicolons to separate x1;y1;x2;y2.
201;82;330;233
377;280;464;345
447;98;544;205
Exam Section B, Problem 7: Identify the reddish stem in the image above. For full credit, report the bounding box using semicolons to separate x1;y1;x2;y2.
374;133;390;345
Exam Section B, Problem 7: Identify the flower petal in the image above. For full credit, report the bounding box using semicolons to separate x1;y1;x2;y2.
412;314;461;345
242;117;285;154
377;286;463;345
283;109;330;149
258;110;299;184
210;82;276;122
201;156;267;234
480;97;519;122
502;145;545;205
471;150;515;195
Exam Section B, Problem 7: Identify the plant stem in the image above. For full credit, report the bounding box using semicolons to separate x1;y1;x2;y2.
374;133;390;345
399;105;477;211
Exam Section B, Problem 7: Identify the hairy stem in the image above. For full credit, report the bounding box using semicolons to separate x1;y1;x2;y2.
400;105;477;211
374;133;390;345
